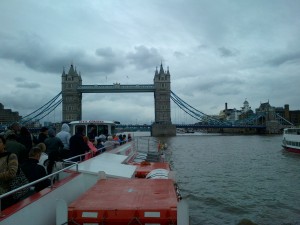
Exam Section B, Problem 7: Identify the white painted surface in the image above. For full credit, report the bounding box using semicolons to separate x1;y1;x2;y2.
71;153;137;178
1;173;98;225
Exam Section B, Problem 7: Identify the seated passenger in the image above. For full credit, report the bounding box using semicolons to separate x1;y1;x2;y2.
104;136;120;151
118;134;124;145
127;133;132;142
21;147;51;192
95;133;106;143
122;134;127;143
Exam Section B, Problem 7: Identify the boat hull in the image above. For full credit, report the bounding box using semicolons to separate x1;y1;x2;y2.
282;145;300;154
282;128;300;154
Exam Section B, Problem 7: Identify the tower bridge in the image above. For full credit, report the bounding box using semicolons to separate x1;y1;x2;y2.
62;64;176;136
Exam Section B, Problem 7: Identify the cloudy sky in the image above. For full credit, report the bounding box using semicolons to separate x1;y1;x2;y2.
1;0;300;125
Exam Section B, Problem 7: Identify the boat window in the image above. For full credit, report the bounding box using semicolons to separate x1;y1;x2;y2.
97;125;109;136
111;125;116;135
75;125;86;136
86;124;97;141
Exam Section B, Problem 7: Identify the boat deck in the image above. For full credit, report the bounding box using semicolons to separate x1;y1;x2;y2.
68;179;178;224
70;152;137;178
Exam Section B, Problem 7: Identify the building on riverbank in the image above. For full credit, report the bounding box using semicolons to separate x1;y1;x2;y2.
275;104;300;126
0;103;21;125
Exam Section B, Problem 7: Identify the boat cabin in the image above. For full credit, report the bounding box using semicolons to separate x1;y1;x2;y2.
68;120;116;137
283;128;300;135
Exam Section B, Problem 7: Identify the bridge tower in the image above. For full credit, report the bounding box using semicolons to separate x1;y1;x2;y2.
61;64;82;122
151;64;176;136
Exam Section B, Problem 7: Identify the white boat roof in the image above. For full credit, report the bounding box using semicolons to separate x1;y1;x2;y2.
70;153;136;178
69;120;116;125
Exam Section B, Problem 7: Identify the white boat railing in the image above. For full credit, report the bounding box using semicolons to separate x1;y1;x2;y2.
0;138;154;214
0;160;79;214
0;140;130;214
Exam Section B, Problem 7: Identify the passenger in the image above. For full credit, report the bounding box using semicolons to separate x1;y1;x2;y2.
6;122;21;142
5;131;27;165
96;140;105;153
122;134;127;143
37;127;48;144
56;123;71;159
69;126;89;162
21;147;51;192
36;142;48;166
44;129;64;174
113;134;119;141
118;134;124;145
87;126;97;143
19;126;33;155
104;136;120;151
127;133;132;142
83;136;97;160
36;142;46;152
0;135;18;210
96;133;106;143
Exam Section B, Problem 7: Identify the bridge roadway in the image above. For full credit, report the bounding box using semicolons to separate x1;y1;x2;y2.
77;84;155;93
0;124;266;135
116;124;267;129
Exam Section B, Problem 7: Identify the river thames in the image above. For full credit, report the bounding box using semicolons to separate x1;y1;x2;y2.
135;132;300;225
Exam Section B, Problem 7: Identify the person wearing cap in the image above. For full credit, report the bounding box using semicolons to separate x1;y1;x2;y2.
37;127;48;144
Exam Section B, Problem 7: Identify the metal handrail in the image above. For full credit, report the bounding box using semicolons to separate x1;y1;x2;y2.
1;147;110;201
0;140;135;213
0;161;79;213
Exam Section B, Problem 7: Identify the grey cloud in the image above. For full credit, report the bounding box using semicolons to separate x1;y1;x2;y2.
189;76;244;96
14;77;40;89
127;46;163;70
0;32;83;74
173;51;185;58
218;47;238;57
96;48;115;58
0;31;125;76
16;82;41;89
268;51;300;66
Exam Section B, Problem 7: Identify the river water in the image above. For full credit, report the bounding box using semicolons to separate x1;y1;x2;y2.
134;132;300;225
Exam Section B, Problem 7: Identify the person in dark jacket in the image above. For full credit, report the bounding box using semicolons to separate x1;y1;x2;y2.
5;131;27;165
21;147;51;192
44;128;64;174
69;126;89;162
19;126;33;156
37;127;48;144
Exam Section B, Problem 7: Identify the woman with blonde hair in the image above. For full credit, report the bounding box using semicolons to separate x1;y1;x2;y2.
0;135;18;210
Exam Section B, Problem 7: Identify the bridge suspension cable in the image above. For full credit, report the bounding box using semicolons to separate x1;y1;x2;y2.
275;113;294;126
170;91;230;125
20;92;62;124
